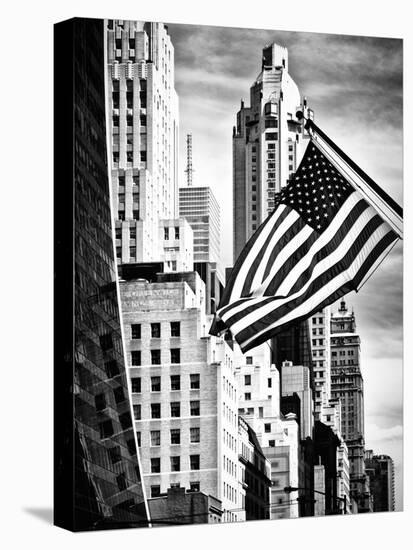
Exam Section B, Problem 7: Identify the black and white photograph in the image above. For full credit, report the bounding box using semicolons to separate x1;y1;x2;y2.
54;15;403;530
3;1;410;548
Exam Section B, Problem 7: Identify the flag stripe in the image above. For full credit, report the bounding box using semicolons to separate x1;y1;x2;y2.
260;217;308;281
222;213;387;331
240;207;297;297
210;137;401;353
238;227;396;351
287;201;372;295
218;195;374;322
265;194;368;297
228;205;292;302
218;203;282;307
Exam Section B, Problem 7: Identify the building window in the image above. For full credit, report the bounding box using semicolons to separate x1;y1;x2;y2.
113;386;125;404
170;456;180;472
95;393;106;412
268;378;272;388
265;118;278;128
190;427;200;443
131;377;141;393
151;403;161;419
136;431;141;447
116;473;127;492
190;455;200;470
131;350;141;366
264;423;271;433
151;457;161;473
127;437;137;456
171;348;180;364
99;420;114;439
265;132;278;141
170;374;180;390
170;321;180;337
174;227;180;239
151;323;161;338
108;446;121;464
190;373;200;389
190;482;200;492
133;404;141;420
170;429;180;444
99;333;113;351
151;376;161;392
105;360;119;378
164;227;169;240
151;349;161;364
245;375;251;386
131;324;141;339
244;393;251;401
190;401;200;416
151;485;161;497
150;430;161;446
246;356;253;365
119;412;132;431
171;402;181;417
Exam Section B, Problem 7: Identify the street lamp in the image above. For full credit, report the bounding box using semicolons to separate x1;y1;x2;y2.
284;486;347;515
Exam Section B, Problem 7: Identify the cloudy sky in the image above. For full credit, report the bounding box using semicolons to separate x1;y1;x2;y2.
166;23;403;510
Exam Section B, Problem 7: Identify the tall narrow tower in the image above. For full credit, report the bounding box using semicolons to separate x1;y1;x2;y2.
330;299;372;512
184;132;194;186
107;19;179;265
232;42;313;262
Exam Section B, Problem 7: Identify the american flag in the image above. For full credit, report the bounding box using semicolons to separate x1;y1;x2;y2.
210;139;400;353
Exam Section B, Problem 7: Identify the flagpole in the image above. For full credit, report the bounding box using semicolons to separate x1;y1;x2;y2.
304;119;403;220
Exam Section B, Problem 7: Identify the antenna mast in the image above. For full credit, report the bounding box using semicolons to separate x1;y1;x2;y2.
184;132;194;186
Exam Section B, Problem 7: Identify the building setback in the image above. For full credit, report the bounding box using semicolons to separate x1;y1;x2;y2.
120;271;245;523
55;17;148;531
365;451;395;512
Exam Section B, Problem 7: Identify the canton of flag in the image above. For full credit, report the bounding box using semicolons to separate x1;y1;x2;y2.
210;139;400;353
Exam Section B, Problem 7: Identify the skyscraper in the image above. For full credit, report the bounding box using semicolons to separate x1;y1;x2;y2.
308;308;332;421
107;20;179;264
179;186;220;265
55;17;148;531
179;185;223;313
232;42;313;261
365;451;396;512
330;298;372;512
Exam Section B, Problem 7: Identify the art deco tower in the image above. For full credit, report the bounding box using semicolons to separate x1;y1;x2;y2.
107;20;179;264
232;43;313;261
330;299;372;512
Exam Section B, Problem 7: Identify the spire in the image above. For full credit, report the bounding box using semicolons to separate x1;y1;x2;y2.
184;132;194;187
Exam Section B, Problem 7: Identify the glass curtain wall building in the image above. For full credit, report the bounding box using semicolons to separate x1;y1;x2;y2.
54;18;148;531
